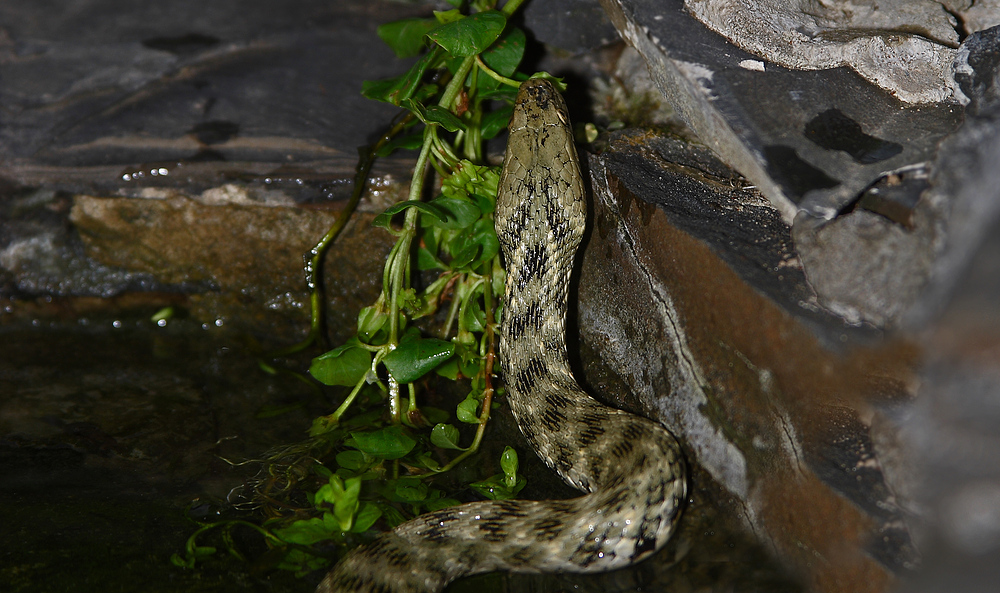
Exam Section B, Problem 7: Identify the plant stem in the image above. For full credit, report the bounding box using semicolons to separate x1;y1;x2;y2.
435;263;497;474
474;55;520;89
439;57;475;113
387;132;434;347
331;374;370;422
501;0;527;16
267;113;413;359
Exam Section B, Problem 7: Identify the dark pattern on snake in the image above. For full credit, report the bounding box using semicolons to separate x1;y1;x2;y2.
317;79;686;593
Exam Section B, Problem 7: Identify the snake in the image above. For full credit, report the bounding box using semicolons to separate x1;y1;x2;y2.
317;78;687;593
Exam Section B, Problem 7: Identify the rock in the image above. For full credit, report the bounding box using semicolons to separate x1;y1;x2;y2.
597;0;965;223
576;17;1000;593
521;0;619;54
894;25;1000;593
793;25;1000;328
684;0;964;104
0;0;413;338
575;129;918;593
0;0;415;172
68;191;395;341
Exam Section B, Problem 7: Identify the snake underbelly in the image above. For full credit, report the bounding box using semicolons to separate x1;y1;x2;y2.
317;78;686;593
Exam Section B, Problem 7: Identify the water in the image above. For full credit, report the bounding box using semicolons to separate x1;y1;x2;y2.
0;307;799;592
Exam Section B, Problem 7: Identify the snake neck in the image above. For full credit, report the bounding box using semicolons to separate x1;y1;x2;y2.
495;79;587;393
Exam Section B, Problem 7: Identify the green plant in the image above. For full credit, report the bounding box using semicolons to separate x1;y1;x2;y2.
174;0;548;576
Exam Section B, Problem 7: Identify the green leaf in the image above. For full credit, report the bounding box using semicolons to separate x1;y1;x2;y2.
439;161;499;216
422;225;441;252
357;305;388;344
492;258;506;297
382;334;455;383
427;11;506;57
425;497;461;512
423;406;450;425
349;425;417;459
335;450;367;471
310;343;372;386
433;9;463;24
416;451;441;471
420;102;465;132
481;104;513;140
481;26;526;77
468;191;496;214
350;502;383;533
151;306;174;323
481;105;514;140
377;18;437;58
479;84;519;102
425;105;464;131
375;131;424;157
403;99;465;132
373;200;447;229
500;446;519;488
170;553;193;569
395;480;429;502
458;349;481;378
434;355;460;380
469;474;527;500
361;76;402;102
429;196;482;229
417;246;445;271
274;517;335;546
430;423;465;450
314;475;362;531
449;217;500;269
361;49;439;106
460;294;485;333
380;504;409;528
456;396;479;423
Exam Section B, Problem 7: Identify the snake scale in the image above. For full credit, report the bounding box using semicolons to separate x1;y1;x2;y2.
317;79;686;593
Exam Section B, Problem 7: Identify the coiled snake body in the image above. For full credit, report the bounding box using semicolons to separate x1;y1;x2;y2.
318;79;686;593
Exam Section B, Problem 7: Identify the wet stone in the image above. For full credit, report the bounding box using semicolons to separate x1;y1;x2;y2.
68;191;395;341
573;129;919;593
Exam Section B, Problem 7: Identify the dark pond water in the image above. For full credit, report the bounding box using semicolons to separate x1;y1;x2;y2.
0;307;799;593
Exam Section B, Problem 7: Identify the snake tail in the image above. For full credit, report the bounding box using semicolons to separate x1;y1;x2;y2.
316;78;686;593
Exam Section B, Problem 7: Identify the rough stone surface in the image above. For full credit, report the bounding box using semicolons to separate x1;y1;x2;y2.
598;0;964;223
521;0;619;54
684;0;965;104
0;0;419;211
893;26;1000;593
574;130;919;593
954;0;1000;33
794;26;1000;328
69;192;394;341
792;167;940;327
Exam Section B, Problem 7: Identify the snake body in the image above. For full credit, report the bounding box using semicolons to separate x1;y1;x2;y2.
317;79;686;593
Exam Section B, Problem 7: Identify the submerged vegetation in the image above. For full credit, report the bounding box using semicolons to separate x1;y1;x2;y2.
173;0;563;576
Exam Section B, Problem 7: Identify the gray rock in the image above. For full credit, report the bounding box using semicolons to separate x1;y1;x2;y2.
0;0;417;197
598;0;964;223
684;0;964;104
894;25;1000;593
576;129;914;592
